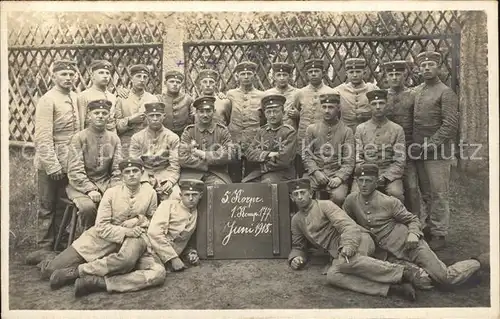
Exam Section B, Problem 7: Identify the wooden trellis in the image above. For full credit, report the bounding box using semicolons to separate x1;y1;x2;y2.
8;20;164;145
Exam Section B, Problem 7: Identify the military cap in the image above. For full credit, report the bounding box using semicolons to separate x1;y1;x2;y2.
52;60;77;73
129;64;150;76
354;164;379;177
345;58;366;70
261;94;286;110
89;60;113;72
366;89;388;102
119;157;144;171
319;93;341;105
144;102;165;114
193;96;216;110
415;51;442;65
179;179;205;192
304;59;324;70
87;99;112;112
382;60;408;73
272;62;294;74
165;70;184;81
287;178;311;193
235;61;257;73
197;69;219;81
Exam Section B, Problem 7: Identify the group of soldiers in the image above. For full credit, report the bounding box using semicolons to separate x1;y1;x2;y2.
23;50;489;300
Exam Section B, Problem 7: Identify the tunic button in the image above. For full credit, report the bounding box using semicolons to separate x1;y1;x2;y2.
365;201;368;205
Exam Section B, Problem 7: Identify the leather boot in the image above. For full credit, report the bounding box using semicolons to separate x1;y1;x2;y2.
25;249;55;266
472;253;490;271
50;266;79;290
428;236;446;251
402;264;433;290
389;283;417;301
74;276;107;298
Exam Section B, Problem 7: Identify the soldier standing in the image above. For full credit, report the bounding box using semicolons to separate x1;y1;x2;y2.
243;94;297;183
156;70;194;136
333;58;379;133
77;60;117;132
179;96;233;185
26;60;81;265
411;51;459;250
196;69;231;126
302;93;355;206
223;61;266;182
265;62;299;129
291;59;336;177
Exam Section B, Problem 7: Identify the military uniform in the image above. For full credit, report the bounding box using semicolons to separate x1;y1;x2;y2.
33;60;81;251
66;100;122;230
303;94;355;206
115;64;159;158
195;69;231;126
332;58;379;133
77;60;117;132
412;51;459;241
157;71;194;136
243;94;297;183
265;62;299;129
287;179;415;298
383;61;422;218
344;165;480;287
179;96;233;184
353;90;406;203
129;103;181;201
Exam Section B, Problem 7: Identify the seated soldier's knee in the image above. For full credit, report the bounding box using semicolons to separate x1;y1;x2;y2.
330;189;347;207
386;184;404;203
74;198;97;217
148;263;167;286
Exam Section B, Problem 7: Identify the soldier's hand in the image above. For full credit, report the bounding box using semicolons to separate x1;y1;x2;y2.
405;233;419;250
290;256;305;270
161;181;173;195
125;226;144;238
121;217;139;228
286;107;299;118
49;169;65;181
87;190;102;203
340;246;356;258
313;170;330;186
193;149;207;160
116;86;130;99
170;257;187;272
328;177;342;189
217;92;227;100
128;112;146;124
267;152;279;161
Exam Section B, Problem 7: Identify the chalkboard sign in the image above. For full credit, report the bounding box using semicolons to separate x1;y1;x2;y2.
197;183;291;259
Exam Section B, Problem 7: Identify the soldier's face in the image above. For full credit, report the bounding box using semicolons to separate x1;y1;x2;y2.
357;176;378;196
274;71;290;88
370;100;387;118
199;78;216;95
306;68;322;85
420;61;439;80
92;69;111;87
166;78;182;93
264;106;284;126
53;70;76;90
387;71;405;88
88;109;110;128
237;71;254;85
122;167;143;186
131;73;149;90
322;103;340;121
290;189;313;209
181;190;202;209
197;107;214;124
346;69;363;85
146;112;165;130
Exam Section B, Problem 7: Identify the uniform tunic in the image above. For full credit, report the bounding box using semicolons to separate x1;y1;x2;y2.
265;85;299;129
77;86;117;132
72;183;157;262
303;120;355;182
148;199;198;263
332;82;379;132
66;128;122;199
129;126;181;188
386;87;414;147
291;83;336;154
179;122;233;183
226;87;266;151
354;119;406;182
243;123;297;182
413;78;459;160
157;92;194;136
34;86;80;174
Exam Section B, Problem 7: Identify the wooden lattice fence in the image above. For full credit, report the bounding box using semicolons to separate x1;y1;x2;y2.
8;20;164;145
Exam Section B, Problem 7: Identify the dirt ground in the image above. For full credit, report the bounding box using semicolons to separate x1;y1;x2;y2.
8;167;491;310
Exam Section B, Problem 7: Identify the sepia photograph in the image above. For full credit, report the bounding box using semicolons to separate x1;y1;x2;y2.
1;1;498;318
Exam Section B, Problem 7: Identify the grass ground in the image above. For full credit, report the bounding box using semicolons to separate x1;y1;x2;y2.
7;148;491;310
